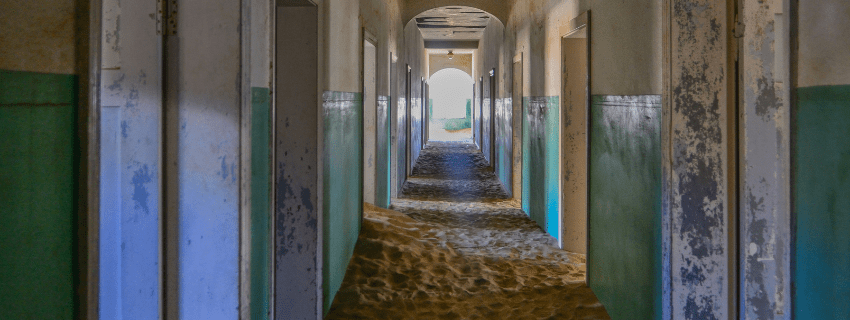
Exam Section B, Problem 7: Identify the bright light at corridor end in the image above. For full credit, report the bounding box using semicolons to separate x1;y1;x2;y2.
429;68;473;119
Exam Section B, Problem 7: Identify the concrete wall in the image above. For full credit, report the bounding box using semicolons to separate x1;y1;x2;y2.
0;0;81;318
794;0;850;318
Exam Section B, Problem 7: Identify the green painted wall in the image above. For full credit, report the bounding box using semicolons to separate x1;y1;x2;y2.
588;95;662;320
0;70;77;318
251;87;271;320
794;85;850;320
322;91;363;314
521;97;559;238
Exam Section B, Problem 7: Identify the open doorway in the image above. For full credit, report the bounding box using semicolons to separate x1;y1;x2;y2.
363;35;377;206
560;19;589;254
274;3;319;319
427;68;474;142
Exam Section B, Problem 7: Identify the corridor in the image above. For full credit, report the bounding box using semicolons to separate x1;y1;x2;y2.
327;142;609;319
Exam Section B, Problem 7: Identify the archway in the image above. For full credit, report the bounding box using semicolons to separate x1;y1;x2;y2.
427;68;474;142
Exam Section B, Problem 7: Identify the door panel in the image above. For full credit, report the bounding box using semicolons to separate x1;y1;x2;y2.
98;0;163;317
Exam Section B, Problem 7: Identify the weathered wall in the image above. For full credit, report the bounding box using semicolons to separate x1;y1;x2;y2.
522;96;560;238
275;5;320;319
0;0;79;318
0;70;77;319
793;0;850;318
588;95;662;320
0;0;78;74
404;20;428;170
99;0;164;316
250;1;272;319
173;0;243;317
738;0;792;318
667;0;732;319
429;53;473;77
560;35;587;254
364;42;377;205
318;0;404;314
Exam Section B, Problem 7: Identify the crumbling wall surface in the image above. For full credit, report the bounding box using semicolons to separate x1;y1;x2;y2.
793;0;850;318
668;0;730;319
739;0;791;318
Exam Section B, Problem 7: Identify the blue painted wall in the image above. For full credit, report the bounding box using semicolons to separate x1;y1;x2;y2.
794;85;850;319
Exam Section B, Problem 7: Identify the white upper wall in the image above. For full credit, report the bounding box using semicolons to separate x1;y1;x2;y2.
507;0;662;97
798;0;850;87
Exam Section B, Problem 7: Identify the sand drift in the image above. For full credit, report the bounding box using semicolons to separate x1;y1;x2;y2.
326;142;610;319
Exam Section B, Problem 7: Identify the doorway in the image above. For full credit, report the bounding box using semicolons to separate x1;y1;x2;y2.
274;3;319;319
363;35;377;206
512;55;523;200
560;23;589;254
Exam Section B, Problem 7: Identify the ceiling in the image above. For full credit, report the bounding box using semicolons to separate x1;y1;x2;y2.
414;6;493;41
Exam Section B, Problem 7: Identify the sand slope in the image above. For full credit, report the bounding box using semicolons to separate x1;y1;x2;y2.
326;143;610;319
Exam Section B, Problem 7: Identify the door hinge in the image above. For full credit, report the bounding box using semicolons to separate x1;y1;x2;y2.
165;0;178;36
733;14;745;38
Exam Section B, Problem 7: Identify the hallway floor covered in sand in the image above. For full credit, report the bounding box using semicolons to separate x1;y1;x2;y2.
326;142;611;319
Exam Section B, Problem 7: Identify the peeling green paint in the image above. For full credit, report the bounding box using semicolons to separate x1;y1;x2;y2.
0;70;77;319
794;85;850;320
588;95;662;320
251;87;271;320
322;91;363;314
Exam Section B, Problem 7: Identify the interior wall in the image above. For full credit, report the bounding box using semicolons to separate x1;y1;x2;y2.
363;41;377;205
738;0;792;318
666;0;732;319
275;5;321;319
249;1;272;319
506;0;664;317
0;0;80;318
99;0;164;316
172;0;243;317
794;0;850;318
403;20;428;169
560;35;587;254
318;0;403;314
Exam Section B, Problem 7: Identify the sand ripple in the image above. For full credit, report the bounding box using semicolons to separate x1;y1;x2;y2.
326;143;610;319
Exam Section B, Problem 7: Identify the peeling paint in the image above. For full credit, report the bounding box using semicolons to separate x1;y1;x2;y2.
131;164;152;214
670;0;729;319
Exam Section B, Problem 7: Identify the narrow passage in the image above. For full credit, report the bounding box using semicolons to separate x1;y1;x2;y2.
327;142;610;319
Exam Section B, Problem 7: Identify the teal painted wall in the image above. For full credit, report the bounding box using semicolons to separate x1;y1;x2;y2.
322;91;363;313
588;95;662;320
794;85;850;319
251;87;271;320
375;96;390;208
0;70;77;318
522;96;559;239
